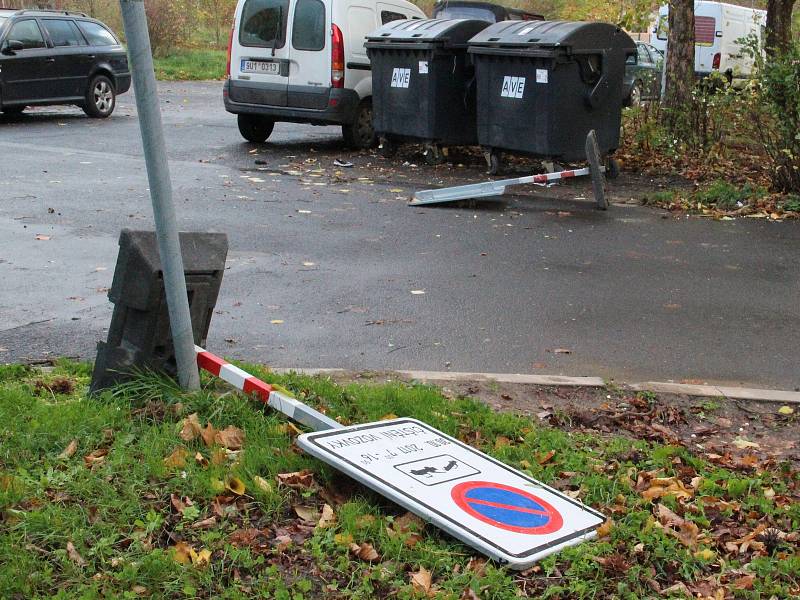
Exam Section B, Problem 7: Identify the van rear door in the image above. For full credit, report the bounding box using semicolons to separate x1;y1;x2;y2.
287;0;330;109
232;0;291;106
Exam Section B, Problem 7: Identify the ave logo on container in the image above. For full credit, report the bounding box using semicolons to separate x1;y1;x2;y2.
298;418;605;569
390;68;411;88
501;76;526;98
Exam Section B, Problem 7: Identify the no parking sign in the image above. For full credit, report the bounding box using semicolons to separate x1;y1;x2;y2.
298;419;605;569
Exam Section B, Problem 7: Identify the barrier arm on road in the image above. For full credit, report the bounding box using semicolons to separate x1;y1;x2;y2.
194;345;343;432
411;130;608;209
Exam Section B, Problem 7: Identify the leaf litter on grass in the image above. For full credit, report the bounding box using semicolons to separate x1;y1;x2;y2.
0;364;797;599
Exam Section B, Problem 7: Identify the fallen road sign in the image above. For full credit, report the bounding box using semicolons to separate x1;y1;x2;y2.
297;418;605;569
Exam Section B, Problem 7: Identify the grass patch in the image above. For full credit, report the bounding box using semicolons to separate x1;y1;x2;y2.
0;363;798;598
154;49;227;81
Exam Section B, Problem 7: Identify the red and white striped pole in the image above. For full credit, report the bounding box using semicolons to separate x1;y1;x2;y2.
194;346;342;431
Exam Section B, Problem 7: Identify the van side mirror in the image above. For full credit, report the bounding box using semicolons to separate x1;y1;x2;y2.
2;40;25;55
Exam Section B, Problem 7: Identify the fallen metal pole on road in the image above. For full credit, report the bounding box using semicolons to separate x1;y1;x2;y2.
120;0;199;391
411;130;608;209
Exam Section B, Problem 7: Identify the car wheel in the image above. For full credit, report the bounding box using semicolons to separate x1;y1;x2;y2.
343;100;376;150
627;81;642;108
83;75;116;118
237;114;275;143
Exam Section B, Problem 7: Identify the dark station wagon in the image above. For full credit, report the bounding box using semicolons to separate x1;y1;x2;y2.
0;8;130;117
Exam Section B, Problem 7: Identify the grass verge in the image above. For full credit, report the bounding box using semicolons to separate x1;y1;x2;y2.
0;362;798;598
154;50;227;81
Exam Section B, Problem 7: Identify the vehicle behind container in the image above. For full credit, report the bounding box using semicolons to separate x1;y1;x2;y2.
651;1;766;83
431;1;543;23
224;0;426;148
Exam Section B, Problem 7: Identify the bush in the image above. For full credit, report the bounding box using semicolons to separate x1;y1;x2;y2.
749;40;800;193
145;0;190;57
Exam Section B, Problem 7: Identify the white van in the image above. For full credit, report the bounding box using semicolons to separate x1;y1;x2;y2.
224;0;426;147
651;1;766;83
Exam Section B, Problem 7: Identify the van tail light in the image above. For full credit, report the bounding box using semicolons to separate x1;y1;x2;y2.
226;26;234;78
712;53;721;70
331;24;344;88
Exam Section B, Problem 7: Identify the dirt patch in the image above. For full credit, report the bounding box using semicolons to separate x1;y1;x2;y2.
241;141;685;210
328;371;800;469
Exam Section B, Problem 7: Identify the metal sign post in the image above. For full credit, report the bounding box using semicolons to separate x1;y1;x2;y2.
119;0;199;390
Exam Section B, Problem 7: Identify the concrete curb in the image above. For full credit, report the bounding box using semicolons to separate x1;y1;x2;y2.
272;368;800;404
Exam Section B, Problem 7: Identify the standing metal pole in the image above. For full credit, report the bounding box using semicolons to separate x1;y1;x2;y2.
119;0;200;390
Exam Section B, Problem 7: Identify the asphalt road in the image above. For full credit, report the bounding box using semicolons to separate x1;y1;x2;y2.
1;81;798;389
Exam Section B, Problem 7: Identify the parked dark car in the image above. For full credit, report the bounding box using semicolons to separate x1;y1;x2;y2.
0;8;130;117
623;41;663;106
431;1;543;23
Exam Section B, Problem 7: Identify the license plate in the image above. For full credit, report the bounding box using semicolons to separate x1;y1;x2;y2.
241;60;280;75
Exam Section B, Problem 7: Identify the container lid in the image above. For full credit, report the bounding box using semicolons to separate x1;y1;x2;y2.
468;20;633;52
366;18;490;47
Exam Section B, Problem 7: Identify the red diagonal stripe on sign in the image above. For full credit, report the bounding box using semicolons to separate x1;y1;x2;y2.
465;497;550;516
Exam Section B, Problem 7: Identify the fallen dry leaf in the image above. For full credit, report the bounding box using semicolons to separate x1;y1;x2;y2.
349;542;380;562
35;234;51;241
83;448;109;468
253;475;273;494
732;437;760;450
596;519;613;539
200;423;218;448
170;494;193;514
276;470;315;490
317;504;336;529
226;477;246;495
58;440;78;459
194;451;209;468
173;540;191;563
460;589;480;600
163;447;188;468
190;547;212;567
656;504;699;548
777;405;794;416
191;516;217;530
293;505;319;523
410;566;432;595
180;413;202;442
66;541;86;567
214;426;245;450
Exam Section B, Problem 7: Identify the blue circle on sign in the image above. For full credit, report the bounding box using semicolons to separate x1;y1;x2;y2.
451;481;563;534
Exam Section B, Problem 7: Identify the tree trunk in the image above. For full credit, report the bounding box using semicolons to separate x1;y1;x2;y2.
766;0;796;55
663;0;695;120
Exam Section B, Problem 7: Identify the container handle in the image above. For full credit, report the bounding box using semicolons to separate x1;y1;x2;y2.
585;51;608;109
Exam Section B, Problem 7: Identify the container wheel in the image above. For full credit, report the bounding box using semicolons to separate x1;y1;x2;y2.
606;157;620;180
378;136;396;158
487;151;501;175
423;144;443;165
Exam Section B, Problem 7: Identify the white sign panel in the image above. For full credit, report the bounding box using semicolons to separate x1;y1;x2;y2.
500;76;526;98
297;419;605;569
390;68;411;88
536;69;549;84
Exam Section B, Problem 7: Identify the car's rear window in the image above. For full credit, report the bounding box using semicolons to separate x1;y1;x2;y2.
240;0;289;49
77;20;118;46
434;7;496;22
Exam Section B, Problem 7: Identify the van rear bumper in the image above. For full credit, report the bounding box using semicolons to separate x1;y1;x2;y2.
223;79;359;125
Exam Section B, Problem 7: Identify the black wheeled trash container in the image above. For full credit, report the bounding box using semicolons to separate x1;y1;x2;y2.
468;20;636;172
366;18;490;164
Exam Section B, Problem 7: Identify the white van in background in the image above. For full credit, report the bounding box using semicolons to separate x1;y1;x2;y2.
651;1;766;83
224;0;425;147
